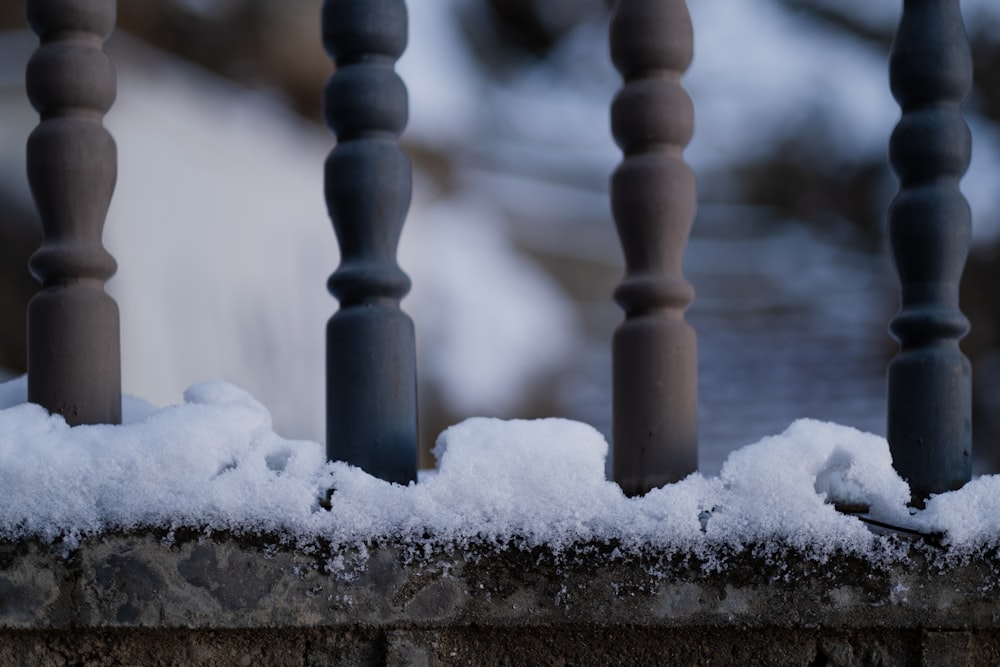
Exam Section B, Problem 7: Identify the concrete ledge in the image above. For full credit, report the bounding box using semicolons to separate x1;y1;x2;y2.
3;531;1000;665
7;627;1000;666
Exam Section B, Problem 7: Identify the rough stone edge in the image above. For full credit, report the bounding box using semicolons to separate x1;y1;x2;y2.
2;528;1000;631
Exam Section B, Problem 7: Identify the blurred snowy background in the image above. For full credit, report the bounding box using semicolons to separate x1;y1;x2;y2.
1;0;999;474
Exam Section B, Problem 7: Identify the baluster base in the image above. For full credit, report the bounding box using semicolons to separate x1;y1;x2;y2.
888;345;971;505
612;315;698;496
327;305;417;486
27;285;122;426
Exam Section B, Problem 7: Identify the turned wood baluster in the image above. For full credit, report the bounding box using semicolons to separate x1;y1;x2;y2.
887;0;973;503
322;0;417;484
25;0;122;425
609;0;698;495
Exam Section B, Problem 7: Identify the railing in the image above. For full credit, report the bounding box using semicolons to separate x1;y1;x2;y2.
24;0;121;426
886;0;973;503
20;0;974;505
323;0;418;487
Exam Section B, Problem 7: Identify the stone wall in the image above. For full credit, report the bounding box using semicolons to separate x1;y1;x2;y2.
3;532;1000;665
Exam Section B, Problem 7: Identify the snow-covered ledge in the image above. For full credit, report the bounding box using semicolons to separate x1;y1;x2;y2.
3;378;1000;664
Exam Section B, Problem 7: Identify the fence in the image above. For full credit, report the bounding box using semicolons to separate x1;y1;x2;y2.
20;0;973;505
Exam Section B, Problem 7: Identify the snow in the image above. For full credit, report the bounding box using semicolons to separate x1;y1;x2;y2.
0;376;993;564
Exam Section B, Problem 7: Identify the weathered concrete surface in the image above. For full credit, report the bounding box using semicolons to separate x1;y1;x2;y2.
2;532;1000;665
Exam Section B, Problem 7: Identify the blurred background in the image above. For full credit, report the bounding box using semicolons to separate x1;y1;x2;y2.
1;0;999;474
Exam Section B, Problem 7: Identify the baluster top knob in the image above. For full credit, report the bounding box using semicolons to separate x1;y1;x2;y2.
27;0;115;39
889;4;971;109
610;0;692;78
322;0;407;63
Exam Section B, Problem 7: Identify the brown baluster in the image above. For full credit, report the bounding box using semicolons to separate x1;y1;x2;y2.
25;0;122;425
609;0;698;495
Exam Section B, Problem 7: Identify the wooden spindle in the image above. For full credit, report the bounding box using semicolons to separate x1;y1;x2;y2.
25;0;122;426
887;0;973;503
609;0;698;495
322;0;417;485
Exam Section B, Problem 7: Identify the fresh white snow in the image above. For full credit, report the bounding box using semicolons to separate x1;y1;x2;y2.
0;376;992;564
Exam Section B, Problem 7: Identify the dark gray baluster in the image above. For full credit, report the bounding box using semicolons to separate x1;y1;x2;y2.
322;0;417;485
25;0;122;426
609;0;698;496
887;0;972;503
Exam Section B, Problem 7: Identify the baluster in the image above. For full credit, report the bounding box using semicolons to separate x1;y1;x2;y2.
25;0;121;426
609;0;698;495
322;0;417;485
887;0;973;503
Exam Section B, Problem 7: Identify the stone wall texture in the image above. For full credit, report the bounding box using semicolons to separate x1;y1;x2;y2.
3;532;1000;665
